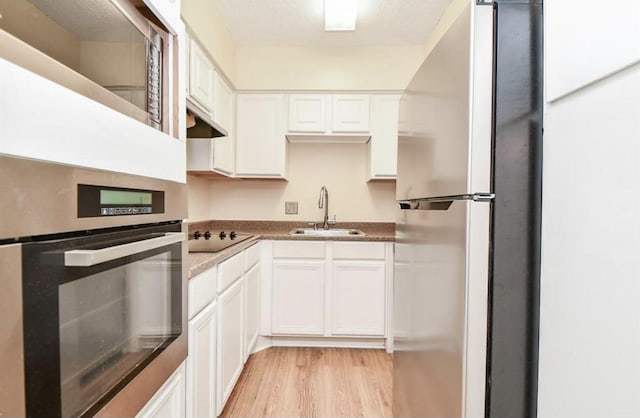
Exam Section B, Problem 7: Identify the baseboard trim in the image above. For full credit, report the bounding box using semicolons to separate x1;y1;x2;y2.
251;335;386;353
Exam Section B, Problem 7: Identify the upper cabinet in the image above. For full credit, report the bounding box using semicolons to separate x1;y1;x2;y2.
367;94;400;180
331;94;370;133
288;95;327;133
186;34;236;176
187;90;398;181
235;94;287;178
213;73;234;135
188;38;215;115
286;94;371;142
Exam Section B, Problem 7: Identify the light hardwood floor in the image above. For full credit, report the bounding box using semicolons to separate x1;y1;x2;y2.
221;347;392;417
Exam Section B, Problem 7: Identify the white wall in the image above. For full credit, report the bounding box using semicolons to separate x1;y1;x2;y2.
235;45;424;91
538;2;640;417
188;143;396;222
181;0;237;85
187;174;213;222
423;0;470;58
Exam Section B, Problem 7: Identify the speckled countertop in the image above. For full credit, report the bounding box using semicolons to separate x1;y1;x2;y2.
187;220;395;278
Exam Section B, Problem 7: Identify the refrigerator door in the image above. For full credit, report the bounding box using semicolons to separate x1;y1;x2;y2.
396;3;493;201
393;198;491;418
393;3;494;418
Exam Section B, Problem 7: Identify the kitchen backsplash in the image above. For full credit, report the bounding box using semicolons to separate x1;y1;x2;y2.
187;143;397;222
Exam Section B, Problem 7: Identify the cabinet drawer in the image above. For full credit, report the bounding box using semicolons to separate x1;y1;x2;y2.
245;242;261;269
332;242;385;260
188;266;217;319
273;241;325;259
218;252;245;293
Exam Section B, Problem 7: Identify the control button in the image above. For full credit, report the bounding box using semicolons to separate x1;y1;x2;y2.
204;231;212;240
219;231;227;240
193;231;202;240
230;231;237;240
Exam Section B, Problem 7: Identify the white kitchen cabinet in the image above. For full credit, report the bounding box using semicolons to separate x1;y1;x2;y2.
137;363;186;418
213;72;233;134
368;94;400;179
331;261;386;335
268;240;389;339
188;39;214;114
235;94;287;177
285;93;371;142
212;73;235;175
216;278;244;415
271;260;326;335
331;94;370;133
244;263;260;360
186;303;216;418
288;94;327;133
186;266;217;418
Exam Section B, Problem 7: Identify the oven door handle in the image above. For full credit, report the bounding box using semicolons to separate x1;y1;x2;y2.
64;232;185;267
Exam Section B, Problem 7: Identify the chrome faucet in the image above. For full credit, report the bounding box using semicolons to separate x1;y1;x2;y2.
318;186;330;230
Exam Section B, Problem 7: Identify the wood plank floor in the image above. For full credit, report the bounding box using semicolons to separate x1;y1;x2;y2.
221;347;392;417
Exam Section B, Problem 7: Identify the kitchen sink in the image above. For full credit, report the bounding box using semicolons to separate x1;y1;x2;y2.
289;228;366;237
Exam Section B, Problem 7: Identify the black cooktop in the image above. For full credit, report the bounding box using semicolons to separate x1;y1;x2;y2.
188;231;253;253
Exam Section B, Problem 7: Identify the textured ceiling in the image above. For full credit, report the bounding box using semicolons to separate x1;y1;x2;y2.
213;0;453;47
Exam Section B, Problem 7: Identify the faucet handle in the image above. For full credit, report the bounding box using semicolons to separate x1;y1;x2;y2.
328;215;337;225
307;222;318;230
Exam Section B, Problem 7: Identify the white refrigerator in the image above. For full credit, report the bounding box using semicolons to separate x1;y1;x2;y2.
392;1;543;417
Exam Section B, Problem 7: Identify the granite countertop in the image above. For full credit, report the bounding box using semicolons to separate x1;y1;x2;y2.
187;220;395;278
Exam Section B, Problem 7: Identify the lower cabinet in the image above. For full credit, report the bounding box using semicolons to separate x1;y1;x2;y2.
271;260;326;335
267;240;390;339
184;242;261;417
216;273;245;415
137;363;186;418
331;261;386;335
186;303;216;418
244;263;260;359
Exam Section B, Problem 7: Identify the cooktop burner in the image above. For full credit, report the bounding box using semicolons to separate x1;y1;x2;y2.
188;230;253;253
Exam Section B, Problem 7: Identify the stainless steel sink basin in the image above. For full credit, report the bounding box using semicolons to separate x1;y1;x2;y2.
289;228;366;237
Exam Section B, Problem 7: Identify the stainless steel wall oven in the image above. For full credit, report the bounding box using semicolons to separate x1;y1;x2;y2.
0;156;188;417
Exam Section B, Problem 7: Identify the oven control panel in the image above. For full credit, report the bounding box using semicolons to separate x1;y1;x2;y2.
78;184;165;218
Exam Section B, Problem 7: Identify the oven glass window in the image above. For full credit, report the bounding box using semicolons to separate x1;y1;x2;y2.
58;250;178;418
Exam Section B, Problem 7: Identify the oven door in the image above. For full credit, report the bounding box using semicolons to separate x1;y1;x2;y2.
21;223;184;418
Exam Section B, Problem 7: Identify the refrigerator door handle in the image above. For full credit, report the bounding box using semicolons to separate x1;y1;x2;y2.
398;193;495;210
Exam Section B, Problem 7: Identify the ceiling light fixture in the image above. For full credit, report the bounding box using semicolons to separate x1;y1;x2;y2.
324;0;358;31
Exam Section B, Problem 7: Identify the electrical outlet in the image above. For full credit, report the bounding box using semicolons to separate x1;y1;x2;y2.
285;201;298;215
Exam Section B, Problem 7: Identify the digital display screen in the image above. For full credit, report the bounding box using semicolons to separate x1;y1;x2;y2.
100;189;152;205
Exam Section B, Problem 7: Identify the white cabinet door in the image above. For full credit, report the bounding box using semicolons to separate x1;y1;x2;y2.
213;72;233;134
288;94;327;133
188;39;214;113
212;136;235;175
368;94;400;179
331;94;370;133
244;263;260;359
235;94;286;177
216;278;244;415
331;261;386;336
186;303;216;418
271;261;325;335
546;1;640;101
137;363;186;418
212;77;235;174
